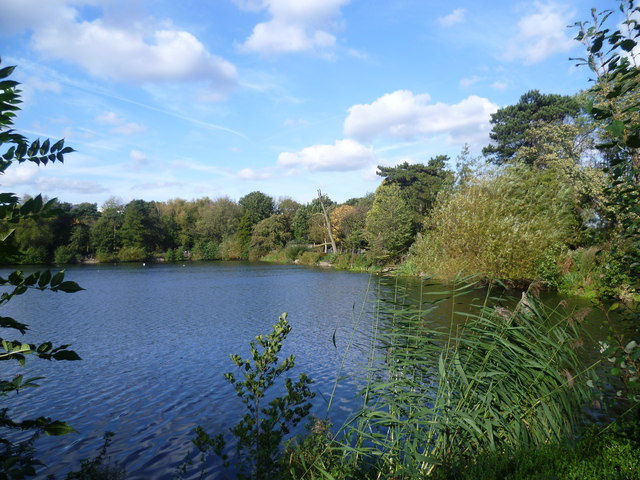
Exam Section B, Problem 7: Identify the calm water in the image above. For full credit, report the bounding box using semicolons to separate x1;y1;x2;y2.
0;262;614;478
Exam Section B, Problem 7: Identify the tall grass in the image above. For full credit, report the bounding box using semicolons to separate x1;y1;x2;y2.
290;277;599;479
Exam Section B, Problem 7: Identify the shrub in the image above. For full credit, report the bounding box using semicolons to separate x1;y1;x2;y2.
284;245;308;262
296;251;322;266
20;246;49;264
95;250;118;263
193;241;218;261
218;236;243;260
54;245;78;265
410;165;581;283
117;246;147;262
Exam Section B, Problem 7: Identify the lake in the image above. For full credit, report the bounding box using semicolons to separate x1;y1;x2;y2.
0;262;613;478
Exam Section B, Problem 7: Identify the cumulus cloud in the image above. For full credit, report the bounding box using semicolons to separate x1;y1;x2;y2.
344;90;498;145
504;2;575;65
278;139;375;171
0;162;40;186
0;0;237;97
237;167;273;180
95;111;146;135
238;0;349;55
438;8;467;27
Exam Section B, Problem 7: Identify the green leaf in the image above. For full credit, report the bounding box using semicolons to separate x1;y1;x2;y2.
52;350;81;361
44;421;76;436
50;270;64;287
620;39;636;52
38;270;52;289
605;119;625;137
54;281;84;293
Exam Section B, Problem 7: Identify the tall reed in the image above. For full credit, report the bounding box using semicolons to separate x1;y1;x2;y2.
308;277;599;479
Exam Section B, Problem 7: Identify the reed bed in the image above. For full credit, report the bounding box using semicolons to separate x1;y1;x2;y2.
290;277;599;479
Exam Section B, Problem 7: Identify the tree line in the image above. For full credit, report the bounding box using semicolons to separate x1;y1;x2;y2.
3;0;639;301
3;83;637;298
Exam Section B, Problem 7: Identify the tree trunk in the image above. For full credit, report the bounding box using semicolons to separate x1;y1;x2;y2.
317;189;337;253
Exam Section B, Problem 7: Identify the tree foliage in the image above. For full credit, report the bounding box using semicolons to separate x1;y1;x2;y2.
365;183;414;261
410;165;583;283
0;58;82;478
482;90;582;165
377;157;454;219
573;0;640;296
239;191;275;226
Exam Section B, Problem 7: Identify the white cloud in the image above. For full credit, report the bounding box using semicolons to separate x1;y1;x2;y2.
344;90;499;146
491;80;509;90
0;0;74;35
0;162;40;186
237;167;273;180
438;8;467;27
459;75;483;88
1;1;238;96
37;177;108;194
504;2;575;65
111;122;146;135
283;118;309;127
95;112;122;125
129;149;148;166
238;0;349;55
278;139;374;171
96;111;146;135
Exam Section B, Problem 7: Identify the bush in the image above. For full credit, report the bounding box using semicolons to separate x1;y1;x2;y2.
20;246;49;264
284;245;308;262
217;236;243;260
558;247;600;298
296;251;322;265
95;250;118;263
410;165;580;283
116;246;147;262
193;241;218;261
54;245;78;265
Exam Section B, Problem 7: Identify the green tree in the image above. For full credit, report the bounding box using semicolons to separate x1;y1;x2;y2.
377;157;454;227
249;214;291;260
410;165;583;282
194;197;242;244
119;199;164;253
483;90;582;165
0;58;82;477
365;183;414;261
90;198;124;256
239;191;275;226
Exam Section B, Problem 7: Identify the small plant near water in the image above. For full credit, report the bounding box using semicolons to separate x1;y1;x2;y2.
189;313;315;480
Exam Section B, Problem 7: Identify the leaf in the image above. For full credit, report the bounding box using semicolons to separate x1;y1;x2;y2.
38;270;51;289
50;270;65;287
52;350;81;361
605;119;625;137
619;39;636;52
44;421;76;436
54;281;84;293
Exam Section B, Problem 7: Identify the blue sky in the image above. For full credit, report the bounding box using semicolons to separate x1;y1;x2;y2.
0;0;617;206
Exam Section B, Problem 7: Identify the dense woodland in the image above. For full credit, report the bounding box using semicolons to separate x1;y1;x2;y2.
5;83;638;300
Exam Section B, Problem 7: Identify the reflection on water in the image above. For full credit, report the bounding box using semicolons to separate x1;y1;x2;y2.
0;263;617;478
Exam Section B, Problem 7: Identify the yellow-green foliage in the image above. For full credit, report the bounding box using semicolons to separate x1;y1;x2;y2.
117;246;147;262
410;165;582;282
217;236;243;260
296;251;323;265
